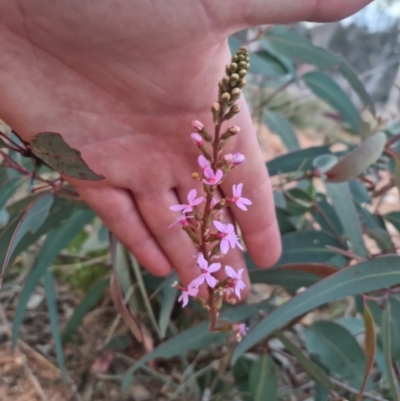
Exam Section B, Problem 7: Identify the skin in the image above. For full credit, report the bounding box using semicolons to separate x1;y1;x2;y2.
0;0;371;299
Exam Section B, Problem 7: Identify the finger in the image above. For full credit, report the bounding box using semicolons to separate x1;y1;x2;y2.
75;185;172;277
220;102;281;268
223;0;372;29
134;189;209;297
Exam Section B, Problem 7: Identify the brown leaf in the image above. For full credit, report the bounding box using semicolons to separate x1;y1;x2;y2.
30;132;105;181
280;263;339;278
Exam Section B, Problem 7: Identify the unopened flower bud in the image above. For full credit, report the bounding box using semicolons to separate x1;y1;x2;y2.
230;88;241;102
228;125;240;135
224;103;241;120
222;75;230;85
191;120;204;132
224;153;246;168
238;61;247;69
220;92;231;103
212;102;221;124
192;172;200;180
238;54;245;61
190;132;204;146
230;73;239;82
229;62;238;73
238;69;247;77
237;78;246;88
246;62;250;69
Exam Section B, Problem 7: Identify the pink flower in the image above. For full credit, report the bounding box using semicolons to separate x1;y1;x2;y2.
168;214;193;228
170;189;204;213
192;253;221;288
213;220;243;254
190;132;204;146
224;153;246;168
225;266;246;299
198;155;211;171
178;284;199;307
232;323;248;341
229;183;252;211
203;167;223;186
192;120;204;131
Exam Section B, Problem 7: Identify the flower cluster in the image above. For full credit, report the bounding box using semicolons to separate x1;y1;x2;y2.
169;47;252;341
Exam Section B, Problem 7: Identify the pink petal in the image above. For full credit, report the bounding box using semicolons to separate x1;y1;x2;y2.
191;275;205;288
207;263;221;273
235;285;242;299
220;239;229;254
236;200;248;211
241;197;252;205
187;189;197;203
188;286;199;297
214;170;223;183
237;268;244;279
213;220;226;232
205;274;218;288
197;253;208;269
225;265;237;279
232;184;238;197
170;204;187;212
198;155;210;169
204;167;214;179
191;197;204;206
179;292;189;307
226;224;235;233
236;183;243;195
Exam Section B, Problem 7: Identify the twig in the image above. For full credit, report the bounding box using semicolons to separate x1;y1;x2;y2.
325;245;365;262
330;378;388;401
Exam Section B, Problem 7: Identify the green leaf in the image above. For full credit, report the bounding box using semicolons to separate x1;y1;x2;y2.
349;179;371;204
382;303;400;401
158;274;178;338
12;209;95;347
0;178;22;210
0;193;53;285
232;255;400;363
384;211;400;232
305;321;368;389
324;182;367;258
249;355;277;401
312;154;338;174
30;132;105;181
311;193;343;236
303;71;360;133
274;330;332;392
44;270;66;381
62;277;109;341
121;300;274;391
276;230;345;265
264;111;299;151
325;132;386;182
266;146;331;176
275;208;296;234
263;26;374;113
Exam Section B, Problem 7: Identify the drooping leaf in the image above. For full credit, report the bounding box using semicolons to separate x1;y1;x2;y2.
264;111;299;151
158;274;178;338
356;305;376;401
305;321;368;389
248;355;277;401
30;132;105;180
62;277;109;341
122;300;274;391
303;71;360;133
232;256;400;363
266;146;331;176
109;236;142;342
325;132;386;182
311;193;343;236
262;26;374;113
0;178;23;210
274;330;332;392
349;179;371;204
44;270;66;381
384;211;400;232
381;303;400;401
12;209;95;347
324;182;368;258
0;193;53;285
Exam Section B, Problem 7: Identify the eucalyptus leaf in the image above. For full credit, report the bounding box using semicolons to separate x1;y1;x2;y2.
264;110;299;151
30;132;104;181
249;355;277;401
232;256;400;363
303;71;360;133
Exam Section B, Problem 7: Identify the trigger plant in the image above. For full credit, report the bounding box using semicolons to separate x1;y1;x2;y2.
169;47;251;341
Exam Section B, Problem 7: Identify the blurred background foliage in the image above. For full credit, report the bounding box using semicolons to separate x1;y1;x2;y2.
1;2;400;400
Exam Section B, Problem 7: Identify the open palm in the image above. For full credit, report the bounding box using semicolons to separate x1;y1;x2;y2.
0;0;371;297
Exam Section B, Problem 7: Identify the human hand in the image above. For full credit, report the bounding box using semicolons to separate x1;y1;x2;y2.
0;0;371;298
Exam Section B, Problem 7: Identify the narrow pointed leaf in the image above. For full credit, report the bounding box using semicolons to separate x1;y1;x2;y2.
1;193;53;285
249;355;277;401
122;300;274;391
325;132;386;182
382;303;400;401
355;305;376;401
12;209;95;347
232;256;400;363
274;330;332;391
325;182;367;258
44;270;66;381
303;71;360;133
264;111;299;151
0;178;22;210
158;274;178;338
